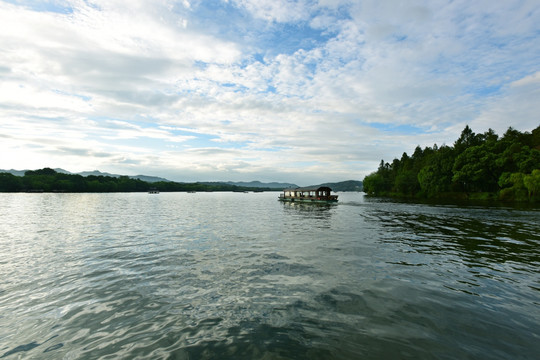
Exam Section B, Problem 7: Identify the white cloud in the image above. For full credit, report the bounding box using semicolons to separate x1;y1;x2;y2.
510;71;540;88
0;0;538;184
231;0;312;23
471;72;540;135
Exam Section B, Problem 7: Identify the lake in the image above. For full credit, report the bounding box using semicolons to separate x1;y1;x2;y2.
0;192;538;359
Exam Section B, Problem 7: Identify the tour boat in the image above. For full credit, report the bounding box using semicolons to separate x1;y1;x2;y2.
278;186;338;203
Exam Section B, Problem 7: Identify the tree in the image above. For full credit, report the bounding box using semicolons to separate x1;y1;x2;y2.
362;125;538;202
0;173;22;191
118;176;136;192
25;167;57;176
363;173;386;195
454;125;479;153
524;169;540;200
498;172;528;201
517;148;540;174
452;142;499;192
394;170;419;196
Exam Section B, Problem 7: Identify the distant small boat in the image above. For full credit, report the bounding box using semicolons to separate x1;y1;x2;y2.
148;188;159;194
278;186;338;203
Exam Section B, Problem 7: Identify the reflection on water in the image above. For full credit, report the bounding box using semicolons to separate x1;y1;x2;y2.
0;192;538;359
364;200;540;266
281;201;335;229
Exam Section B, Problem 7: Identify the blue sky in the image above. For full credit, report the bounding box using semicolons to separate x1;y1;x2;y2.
0;0;539;185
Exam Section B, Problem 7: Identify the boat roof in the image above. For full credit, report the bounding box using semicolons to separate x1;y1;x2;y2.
282;186;332;192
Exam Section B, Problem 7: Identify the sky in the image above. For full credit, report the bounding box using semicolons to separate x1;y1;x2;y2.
0;0;539;185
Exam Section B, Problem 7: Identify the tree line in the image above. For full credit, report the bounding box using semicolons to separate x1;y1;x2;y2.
363;125;540;202
0;168;271;193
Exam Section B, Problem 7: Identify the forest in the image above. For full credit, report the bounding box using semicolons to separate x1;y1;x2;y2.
363;125;540;202
0;168;271;193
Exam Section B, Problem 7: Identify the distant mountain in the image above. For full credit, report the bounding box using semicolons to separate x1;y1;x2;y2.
220;181;299;189
314;180;363;192
0;168;171;183
71;170;171;183
131;175;171;183
77;170;120;177
0;169;27;176
209;180;362;191
1;168;359;190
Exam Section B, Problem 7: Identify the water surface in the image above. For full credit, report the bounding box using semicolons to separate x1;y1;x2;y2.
0;192;538;359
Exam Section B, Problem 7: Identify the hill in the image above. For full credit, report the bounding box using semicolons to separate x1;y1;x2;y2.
0;168;273;193
0;168;361;192
0;169;27;177
316;180;363;192
0;169;171;183
219;181;299;189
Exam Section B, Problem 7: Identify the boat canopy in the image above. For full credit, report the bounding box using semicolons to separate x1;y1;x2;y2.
282;186;333;196
282;186;332;192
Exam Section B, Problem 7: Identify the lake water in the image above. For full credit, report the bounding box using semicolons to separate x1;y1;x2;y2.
0;192;539;359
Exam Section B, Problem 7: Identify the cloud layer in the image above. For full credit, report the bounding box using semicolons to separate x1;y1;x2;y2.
1;0;538;184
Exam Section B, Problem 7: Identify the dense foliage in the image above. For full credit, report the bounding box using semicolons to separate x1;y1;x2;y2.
0;168;272;193
363;125;540;202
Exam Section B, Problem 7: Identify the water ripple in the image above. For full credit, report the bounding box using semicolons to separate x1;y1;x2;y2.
0;193;539;359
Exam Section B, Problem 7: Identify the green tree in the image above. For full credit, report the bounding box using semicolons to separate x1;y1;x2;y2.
117;176;136;192
362;125;539;202
363;172;386;195
394;170;419;196
454;125;482;154
452;142;499;192
25;167;57;176
524;169;540;200
517;147;540;174
418;146;455;196
0;173;22;191
498;172;528;201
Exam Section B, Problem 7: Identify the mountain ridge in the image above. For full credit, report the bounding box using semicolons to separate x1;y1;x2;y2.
0;168;171;183
1;168;362;191
208;181;299;189
313;180;363;192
